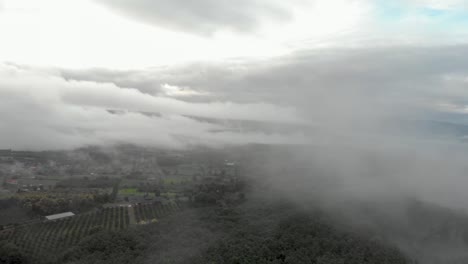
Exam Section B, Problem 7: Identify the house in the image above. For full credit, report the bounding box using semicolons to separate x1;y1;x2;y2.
45;212;75;221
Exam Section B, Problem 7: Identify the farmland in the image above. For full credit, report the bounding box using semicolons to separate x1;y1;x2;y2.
118;188;144;195
0;202;184;263
133;202;184;224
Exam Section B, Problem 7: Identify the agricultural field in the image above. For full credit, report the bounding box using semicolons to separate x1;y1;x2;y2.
0;206;129;263
119;188;145;195
133;202;184;224
162;177;191;185
0;202;185;263
161;192;178;199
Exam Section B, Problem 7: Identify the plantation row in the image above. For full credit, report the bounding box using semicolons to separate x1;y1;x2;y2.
0;206;129;263
0;202;185;263
133;202;183;224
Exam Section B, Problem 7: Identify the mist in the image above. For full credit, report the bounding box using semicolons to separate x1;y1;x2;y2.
4;45;468;204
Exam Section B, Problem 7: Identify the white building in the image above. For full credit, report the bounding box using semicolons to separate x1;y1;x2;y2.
45;212;75;221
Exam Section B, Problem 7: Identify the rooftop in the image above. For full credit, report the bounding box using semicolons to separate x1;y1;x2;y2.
45;212;75;221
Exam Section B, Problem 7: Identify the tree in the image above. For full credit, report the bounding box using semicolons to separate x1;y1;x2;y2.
0;242;29;264
59;230;145;264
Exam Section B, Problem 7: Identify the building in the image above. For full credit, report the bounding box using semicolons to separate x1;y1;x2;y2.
223;162;238;177
45;212;75;221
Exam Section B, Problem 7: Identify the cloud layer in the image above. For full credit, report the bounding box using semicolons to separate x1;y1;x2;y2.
3;44;468;151
0;63;307;150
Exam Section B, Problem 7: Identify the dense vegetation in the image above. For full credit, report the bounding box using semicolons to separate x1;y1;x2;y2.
199;213;407;264
136;199;410;264
60;230;146;264
15;191;111;216
0;241;30;264
56;177;119;189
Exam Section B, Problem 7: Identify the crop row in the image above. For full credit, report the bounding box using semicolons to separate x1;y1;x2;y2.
133;202;182;224
0;206;129;263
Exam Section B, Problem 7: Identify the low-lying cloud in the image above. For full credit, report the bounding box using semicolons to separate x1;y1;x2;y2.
0;63;306;150
4;44;468;165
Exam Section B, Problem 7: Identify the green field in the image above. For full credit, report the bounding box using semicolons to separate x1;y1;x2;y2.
161;192;177;199
118;188;145;195
162;177;191;185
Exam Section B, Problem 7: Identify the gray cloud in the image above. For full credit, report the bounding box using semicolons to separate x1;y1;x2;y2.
0;63;306;151
6;44;468;161
8;44;468;158
61;45;468;126
94;0;296;35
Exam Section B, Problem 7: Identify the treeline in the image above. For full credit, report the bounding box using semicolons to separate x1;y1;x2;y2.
15;192;111;216
191;180;246;206
141;200;411;264
196;212;409;264
59;230;146;264
56;177;119;189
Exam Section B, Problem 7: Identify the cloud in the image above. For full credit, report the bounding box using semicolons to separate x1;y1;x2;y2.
0;63;306;150
5;44;468;152
94;0;296;35
160;83;210;97
61;45;468;126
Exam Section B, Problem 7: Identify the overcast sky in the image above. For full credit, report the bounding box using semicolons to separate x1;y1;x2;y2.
1;0;468;150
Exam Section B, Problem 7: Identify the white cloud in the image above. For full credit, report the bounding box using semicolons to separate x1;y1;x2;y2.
160;83;210;97
0;64;305;150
